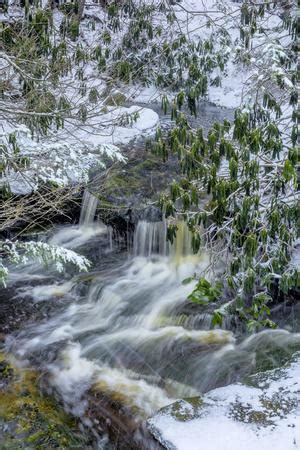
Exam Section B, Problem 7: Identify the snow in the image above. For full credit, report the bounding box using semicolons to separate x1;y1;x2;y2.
148;354;300;450
130;85;161;104
6;240;91;273
0;122;124;194
6;171;37;196
291;238;300;269
208;59;246;108
152;412;300;450
80;105;160;143
0;103;160;195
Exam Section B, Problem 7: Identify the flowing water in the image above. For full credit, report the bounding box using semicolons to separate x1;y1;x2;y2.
79;190;99;226
3;99;300;446
4;192;300;448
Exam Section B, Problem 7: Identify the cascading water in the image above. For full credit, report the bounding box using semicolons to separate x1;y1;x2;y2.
6;213;300;445
48;190;114;251
133;219;200;266
133;220;168;257
79;190;99;226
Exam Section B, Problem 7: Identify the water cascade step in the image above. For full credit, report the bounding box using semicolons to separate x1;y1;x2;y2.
133;220;168;257
133;219;197;263
79;190;99;226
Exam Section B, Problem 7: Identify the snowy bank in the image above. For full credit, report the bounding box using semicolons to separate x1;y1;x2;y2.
148;353;300;450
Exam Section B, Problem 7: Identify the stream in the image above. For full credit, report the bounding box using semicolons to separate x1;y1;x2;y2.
3;207;300;448
1;102;299;449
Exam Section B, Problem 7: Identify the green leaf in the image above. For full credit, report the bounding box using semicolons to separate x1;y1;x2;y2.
182;276;195;285
188;278;221;305
211;311;223;328
282;159;296;182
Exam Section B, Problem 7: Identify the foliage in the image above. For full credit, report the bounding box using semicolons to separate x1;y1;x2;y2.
188;278;222;306
1;1;232;135
149;0;299;329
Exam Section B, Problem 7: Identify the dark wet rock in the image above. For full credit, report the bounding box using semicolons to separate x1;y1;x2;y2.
88;137;179;237
130;205;162;224
0;285;40;335
87;389;164;450
0;278;71;335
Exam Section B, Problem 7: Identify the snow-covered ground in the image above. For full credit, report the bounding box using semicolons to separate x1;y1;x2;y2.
0;0;294;193
148;352;300;450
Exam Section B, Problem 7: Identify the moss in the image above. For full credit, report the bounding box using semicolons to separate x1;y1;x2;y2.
0;361;14;380
102;163;162;201
171;404;194;421
260;394;298;417
158;398;204;422
185;397;204;409
0;352;91;449
229;401;274;426
103;172;141;197
229;391;299;428
96;196;114;210
136;158;161;171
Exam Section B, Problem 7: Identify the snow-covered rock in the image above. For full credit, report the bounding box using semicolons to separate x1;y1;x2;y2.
148;353;300;450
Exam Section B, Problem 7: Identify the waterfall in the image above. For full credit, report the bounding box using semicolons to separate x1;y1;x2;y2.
170;221;193;264
133;219;197;263
79;190;98;226
108;226;113;252
133;220;168;257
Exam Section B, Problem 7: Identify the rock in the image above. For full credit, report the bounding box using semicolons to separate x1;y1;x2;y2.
147;353;300;450
87;389;164;449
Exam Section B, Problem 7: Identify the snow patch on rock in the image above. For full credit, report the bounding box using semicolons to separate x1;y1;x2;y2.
148;353;300;450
